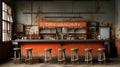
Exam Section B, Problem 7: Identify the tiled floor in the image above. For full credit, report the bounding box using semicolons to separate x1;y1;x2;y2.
0;58;120;67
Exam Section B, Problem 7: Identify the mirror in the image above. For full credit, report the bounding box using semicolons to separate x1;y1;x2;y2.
99;27;110;40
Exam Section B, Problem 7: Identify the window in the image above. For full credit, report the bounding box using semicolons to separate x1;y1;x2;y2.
2;2;13;41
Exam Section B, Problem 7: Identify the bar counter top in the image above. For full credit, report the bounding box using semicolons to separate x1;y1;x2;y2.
13;39;109;43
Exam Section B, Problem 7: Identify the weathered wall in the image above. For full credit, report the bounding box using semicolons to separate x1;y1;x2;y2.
16;1;115;25
0;0;2;62
15;0;115;38
15;0;118;57
115;0;120;57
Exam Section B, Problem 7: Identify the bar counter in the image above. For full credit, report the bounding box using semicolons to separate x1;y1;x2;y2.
13;39;107;43
12;39;110;57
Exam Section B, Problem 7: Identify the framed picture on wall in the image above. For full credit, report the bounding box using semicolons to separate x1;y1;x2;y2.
99;26;110;40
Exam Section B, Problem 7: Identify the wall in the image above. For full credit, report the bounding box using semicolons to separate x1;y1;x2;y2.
15;0;117;57
15;0;115;38
16;1;115;25
115;0;120;57
0;0;2;62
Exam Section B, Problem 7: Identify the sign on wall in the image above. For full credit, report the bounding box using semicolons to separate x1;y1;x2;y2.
38;22;86;27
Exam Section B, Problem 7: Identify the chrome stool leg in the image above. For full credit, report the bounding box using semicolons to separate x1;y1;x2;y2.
13;48;21;63
98;48;106;64
44;48;52;63
58;48;66;64
84;48;93;64
25;48;33;64
71;48;79;64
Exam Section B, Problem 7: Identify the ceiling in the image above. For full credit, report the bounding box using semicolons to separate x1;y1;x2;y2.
15;0;111;1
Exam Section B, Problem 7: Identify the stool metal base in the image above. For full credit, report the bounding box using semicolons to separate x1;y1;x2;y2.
44;48;52;64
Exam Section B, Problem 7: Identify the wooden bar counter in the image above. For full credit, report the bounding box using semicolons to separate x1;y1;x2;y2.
13;39;110;58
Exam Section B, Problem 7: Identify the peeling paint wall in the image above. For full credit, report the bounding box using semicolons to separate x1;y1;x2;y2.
14;0;119;57
16;1;115;25
15;0;115;38
115;0;120;57
115;0;120;40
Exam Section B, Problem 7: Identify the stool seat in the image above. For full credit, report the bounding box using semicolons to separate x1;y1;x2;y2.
13;48;20;50
44;48;52;51
58;48;65;51
13;48;21;63
26;48;32;50
98;48;105;51
71;48;78;51
84;48;92;51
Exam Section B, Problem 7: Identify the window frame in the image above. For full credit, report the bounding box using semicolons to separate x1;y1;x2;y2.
2;2;13;42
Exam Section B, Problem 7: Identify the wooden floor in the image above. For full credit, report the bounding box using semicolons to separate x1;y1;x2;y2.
0;58;120;67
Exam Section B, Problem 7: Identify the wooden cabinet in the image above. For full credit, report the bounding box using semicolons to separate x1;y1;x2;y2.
15;23;24;32
87;22;99;39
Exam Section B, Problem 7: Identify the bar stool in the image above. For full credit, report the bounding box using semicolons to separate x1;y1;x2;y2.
25;48;33;64
84;48;93;64
13;48;21;63
44;48;52;63
71;48;79;64
98;48;106;64
58;48;66;64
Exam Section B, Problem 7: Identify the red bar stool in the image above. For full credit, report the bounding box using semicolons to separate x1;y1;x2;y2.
71;48;79;64
98;48;106;64
13;48;21;63
25;48;33;64
58;48;66;64
44;48;52;63
84;48;93;64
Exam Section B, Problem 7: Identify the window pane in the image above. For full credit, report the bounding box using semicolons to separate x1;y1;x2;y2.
2;2;7;11
8;23;12;30
2;21;7;30
2;33;7;41
7;15;13;22
2;2;12;42
2;32;12;41
8;31;12;40
9;23;12;30
10;16;13;22
7;6;12;15
2;11;9;20
7;23;10;30
2;33;5;41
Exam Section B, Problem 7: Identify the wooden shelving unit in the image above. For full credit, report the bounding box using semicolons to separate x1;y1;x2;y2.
39;22;87;40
